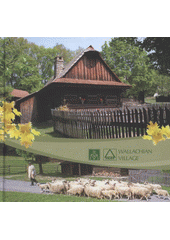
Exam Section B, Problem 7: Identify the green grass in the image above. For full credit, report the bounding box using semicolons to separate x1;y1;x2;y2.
145;97;156;104
145;97;170;106
1;186;170;202
162;186;170;193
0;191;118;202
0;140;63;181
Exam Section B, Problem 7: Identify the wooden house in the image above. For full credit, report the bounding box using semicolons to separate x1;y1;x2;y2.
10;89;29;101
16;45;131;124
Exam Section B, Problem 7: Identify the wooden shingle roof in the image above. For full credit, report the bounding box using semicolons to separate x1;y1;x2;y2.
52;78;131;87
11;89;29;98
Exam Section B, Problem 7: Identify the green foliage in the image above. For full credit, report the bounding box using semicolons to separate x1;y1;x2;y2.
142;37;170;76
0;38;80;98
154;73;170;96
101;38;157;101
15;149;36;161
0;37;44;96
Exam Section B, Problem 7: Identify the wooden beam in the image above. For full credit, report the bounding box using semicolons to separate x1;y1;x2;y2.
78;163;81;176
70;163;73;175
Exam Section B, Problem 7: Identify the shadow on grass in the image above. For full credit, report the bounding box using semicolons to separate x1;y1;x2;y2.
33;120;54;129
33;120;71;139
40;172;79;179
0;170;27;177
0;143;18;157
46;131;71;138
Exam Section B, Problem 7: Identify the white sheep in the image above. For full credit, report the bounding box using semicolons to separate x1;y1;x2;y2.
102;189;119;200
130;187;151;201
48;182;65;194
144;182;162;191
37;183;49;193
77;178;91;185
84;184;103;199
108;180;119;186
67;185;84;196
101;184;115;191
93;181;107;187
130;183;153;194
155;189;169;199
69;181;83;187
115;186;131;200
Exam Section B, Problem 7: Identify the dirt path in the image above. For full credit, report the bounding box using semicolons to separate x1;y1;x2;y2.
0;177;42;194
0;177;170;202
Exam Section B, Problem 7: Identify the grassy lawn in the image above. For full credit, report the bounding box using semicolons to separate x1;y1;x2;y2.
145;97;156;104
1;186;170;202
0;191;117;202
145;97;170;106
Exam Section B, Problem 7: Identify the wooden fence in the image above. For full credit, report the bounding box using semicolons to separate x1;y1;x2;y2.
51;104;170;139
0;165;27;174
129;169;170;186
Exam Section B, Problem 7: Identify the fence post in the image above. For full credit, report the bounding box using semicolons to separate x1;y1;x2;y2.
124;109;128;138
153;107;157;123
165;107;170;125
8;165;10;174
114;111;118;138
120;110;124;138
128;109;132;137
139;109;143;136
132;109;136;137
143;108;147;134
159;107;164;127
135;109;139;136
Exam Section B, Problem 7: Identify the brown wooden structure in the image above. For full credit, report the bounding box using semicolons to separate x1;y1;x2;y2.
60;161;128;176
52;104;170;139
16;45;131;124
60;161;93;176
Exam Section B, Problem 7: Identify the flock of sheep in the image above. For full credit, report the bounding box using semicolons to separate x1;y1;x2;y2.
37;178;170;201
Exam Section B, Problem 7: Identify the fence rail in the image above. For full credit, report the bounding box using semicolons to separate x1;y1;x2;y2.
51;103;170;139
0;165;27;174
128;169;170;186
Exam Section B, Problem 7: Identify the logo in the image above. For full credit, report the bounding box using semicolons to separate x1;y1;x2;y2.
103;149;117;161
89;149;100;160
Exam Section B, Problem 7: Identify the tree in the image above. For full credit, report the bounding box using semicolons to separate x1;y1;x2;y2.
0;37;44;96
142;37;170;76
0;38;79;95
15;149;48;174
16;149;35;161
29;43;74;85
101;38;156;102
154;73;170;96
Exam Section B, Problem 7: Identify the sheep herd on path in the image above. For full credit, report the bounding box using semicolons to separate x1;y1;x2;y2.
37;178;170;201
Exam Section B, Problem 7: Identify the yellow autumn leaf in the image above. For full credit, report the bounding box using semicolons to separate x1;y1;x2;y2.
152;132;166;145
13;108;22;117
0;129;5;141
31;129;40;136
18;122;32;134
9;128;21;140
4;123;16;132
147;121;160;136
2;101;15;113
142;135;152;140
161;125;170;139
0;101;40;148
20;133;35;148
